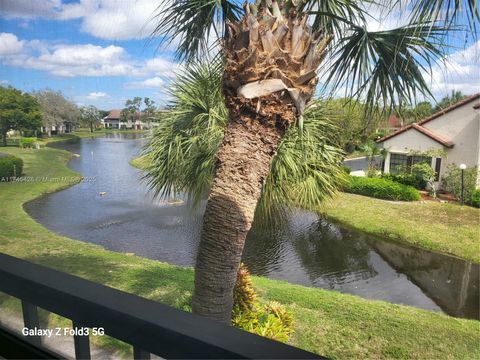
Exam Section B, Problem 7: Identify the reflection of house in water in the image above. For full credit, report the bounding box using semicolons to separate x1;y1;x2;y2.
372;241;479;320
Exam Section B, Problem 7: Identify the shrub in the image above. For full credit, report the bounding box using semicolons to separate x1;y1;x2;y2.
233;263;257;313
366;165;380;178
468;189;480;208
0;155;23;179
343;176;420;201
19;137;38;148
442;164;478;201
340;165;351;175
382;172;426;189
231;263;294;342
411;163;438;197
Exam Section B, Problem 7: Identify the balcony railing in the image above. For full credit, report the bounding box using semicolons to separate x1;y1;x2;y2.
0;253;323;359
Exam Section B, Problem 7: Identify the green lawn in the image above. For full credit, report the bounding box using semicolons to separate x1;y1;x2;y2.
0;146;479;359
320;193;480;263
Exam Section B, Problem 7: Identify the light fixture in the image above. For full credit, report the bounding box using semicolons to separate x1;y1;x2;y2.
459;164;467;205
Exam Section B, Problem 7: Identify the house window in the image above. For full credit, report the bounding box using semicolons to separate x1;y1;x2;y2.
389;153;432;174
390;153;408;174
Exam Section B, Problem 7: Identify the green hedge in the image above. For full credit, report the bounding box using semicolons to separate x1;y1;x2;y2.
343;176;420;201
382;172;426;189
468;189;480;208
19;137;38;148
0;155;23;179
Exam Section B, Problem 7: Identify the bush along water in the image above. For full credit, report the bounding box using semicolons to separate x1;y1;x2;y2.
231;263;294;342
0;155;23;180
343;176;420;201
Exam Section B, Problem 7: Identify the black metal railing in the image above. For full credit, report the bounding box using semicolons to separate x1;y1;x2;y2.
0;253;323;359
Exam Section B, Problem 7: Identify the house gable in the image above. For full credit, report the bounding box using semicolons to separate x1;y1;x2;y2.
380;126;446;153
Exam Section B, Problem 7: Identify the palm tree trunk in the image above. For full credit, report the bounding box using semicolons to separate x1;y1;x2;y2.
192;94;295;323
192;4;330;323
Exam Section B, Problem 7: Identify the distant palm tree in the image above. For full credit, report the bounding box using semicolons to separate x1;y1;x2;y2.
150;0;478;323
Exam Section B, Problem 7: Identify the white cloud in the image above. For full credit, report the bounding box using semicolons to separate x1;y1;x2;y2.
77;1;161;40
0;33;25;55
85;91;109;100
125;76;164;89
143;58;180;77
0;32;178;80
1;41;138;77
0;80;9;85
0;0;62;19
425;41;480;99
1;0;165;41
364;2;411;32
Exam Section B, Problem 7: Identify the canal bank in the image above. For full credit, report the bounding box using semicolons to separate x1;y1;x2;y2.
0;140;479;359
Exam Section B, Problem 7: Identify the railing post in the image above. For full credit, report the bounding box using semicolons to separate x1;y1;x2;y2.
72;321;91;360
21;300;41;347
133;346;151;360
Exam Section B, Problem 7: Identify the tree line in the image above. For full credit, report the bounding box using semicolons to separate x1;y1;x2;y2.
0;85;162;145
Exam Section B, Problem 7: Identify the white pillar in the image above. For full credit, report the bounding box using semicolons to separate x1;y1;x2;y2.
384;152;391;173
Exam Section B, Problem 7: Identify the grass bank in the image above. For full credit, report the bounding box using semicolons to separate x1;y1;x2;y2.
320;193;480;263
0;146;478;359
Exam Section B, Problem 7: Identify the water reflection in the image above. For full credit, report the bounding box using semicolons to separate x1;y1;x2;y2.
24;135;479;319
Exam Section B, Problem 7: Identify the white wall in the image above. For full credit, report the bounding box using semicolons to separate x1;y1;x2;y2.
423;104;480;182
380;128;444;154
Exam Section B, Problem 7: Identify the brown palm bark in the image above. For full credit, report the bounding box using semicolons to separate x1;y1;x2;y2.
192;2;331;323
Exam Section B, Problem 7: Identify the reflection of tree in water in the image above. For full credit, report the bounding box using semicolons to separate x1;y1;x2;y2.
292;219;377;287
372;240;480;320
242;209;377;287
243;207;317;275
242;216;289;276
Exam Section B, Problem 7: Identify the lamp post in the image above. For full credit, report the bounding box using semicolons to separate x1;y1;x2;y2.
459;163;467;205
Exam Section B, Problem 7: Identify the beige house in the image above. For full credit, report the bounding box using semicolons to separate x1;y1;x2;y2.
376;93;480;186
102;109;156;130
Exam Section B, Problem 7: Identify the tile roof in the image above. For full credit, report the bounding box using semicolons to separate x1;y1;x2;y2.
417;92;480;126
376;123;454;148
376;93;480;147
105;109;121;119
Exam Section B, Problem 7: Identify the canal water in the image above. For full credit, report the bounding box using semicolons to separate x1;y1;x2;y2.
25;134;479;320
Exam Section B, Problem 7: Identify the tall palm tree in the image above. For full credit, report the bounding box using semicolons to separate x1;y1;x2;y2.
150;0;478;323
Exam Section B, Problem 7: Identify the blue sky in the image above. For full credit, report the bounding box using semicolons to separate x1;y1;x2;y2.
0;0;479;110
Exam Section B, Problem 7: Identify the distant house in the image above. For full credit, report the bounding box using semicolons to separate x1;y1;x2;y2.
102;109;121;129
376;93;480;186
102;109;155;130
41;121;75;135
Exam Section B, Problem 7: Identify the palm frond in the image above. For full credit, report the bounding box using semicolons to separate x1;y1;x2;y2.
321;24;447;114
408;0;479;33
151;0;241;62
142;59;226;202
143;59;346;224
256;101;346;224
300;0;372;36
